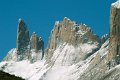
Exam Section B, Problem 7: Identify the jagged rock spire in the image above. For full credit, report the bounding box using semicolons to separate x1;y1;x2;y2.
47;17;100;61
109;2;120;67
4;18;45;61
30;32;44;60
30;32;38;51
30;32;44;52
48;17;100;50
16;18;30;54
16;18;30;60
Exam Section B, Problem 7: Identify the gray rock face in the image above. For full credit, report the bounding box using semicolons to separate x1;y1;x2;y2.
38;37;44;59
109;5;120;67
16;18;30;60
30;32;39;52
30;32;44;52
48;17;100;50
46;17;101;61
30;32;44;59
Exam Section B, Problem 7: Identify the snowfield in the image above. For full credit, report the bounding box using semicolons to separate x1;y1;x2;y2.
0;41;105;80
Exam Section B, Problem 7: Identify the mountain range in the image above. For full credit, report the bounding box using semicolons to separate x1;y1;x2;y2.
0;1;120;80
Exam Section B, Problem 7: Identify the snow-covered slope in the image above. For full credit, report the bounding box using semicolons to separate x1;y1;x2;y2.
0;17;109;80
0;39;109;80
0;60;47;79
3;48;17;61
1;0;120;80
3;48;43;63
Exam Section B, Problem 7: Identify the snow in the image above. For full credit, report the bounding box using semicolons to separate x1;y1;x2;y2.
112;0;120;8
3;48;17;61
42;61;89;80
18;18;22;22
80;42;99;54
29;64;50;80
99;39;109;58
83;24;87;26
0;60;46;79
30;49;43;62
55;21;59;25
50;42;98;66
77;30;85;35
101;34;108;39
0;42;99;80
0;39;109;80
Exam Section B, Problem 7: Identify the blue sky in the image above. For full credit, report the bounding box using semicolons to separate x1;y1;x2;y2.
0;0;115;60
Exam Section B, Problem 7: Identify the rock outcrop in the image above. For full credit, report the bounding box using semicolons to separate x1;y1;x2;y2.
109;2;120;67
48;17;100;50
16;18;30;60
30;32;39;52
30;32;44;60
30;32;44;52
4;18;44;61
46;17;101;61
38;37;44;57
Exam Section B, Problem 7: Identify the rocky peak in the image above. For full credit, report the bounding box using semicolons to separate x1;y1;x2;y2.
46;17;101;60
30;32;44;61
30;32;44;53
109;1;120;67
48;17;100;49
63;17;71;23
16;18;30;55
30;32;38;51
4;18;45;61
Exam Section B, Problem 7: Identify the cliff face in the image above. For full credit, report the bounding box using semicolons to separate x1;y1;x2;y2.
16;19;30;53
48;17;100;50
46;17;101;61
109;3;120;67
30;32;44;61
16;19;30;60
30;32;44;52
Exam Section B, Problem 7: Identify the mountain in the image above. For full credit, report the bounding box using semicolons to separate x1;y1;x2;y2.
3;18;44;62
46;17;101;63
0;1;120;80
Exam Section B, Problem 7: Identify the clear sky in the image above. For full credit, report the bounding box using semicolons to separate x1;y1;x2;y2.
0;0;115;61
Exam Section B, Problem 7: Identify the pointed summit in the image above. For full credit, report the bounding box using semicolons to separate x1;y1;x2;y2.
109;1;120;67
30;32;44;52
30;32;38;51
30;32;44;60
47;17;100;61
18;18;22;22
63;17;71;23
16;18;30;60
